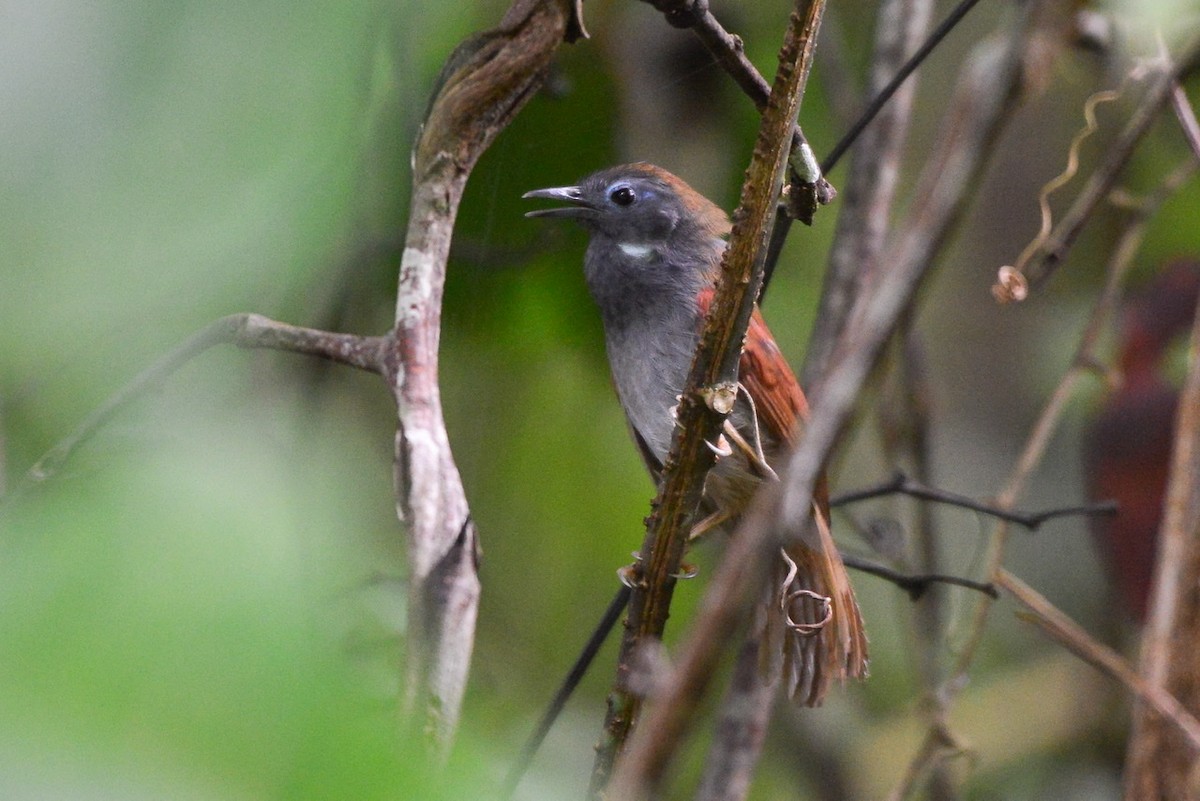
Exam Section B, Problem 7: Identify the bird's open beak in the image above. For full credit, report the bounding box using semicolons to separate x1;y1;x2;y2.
522;185;595;219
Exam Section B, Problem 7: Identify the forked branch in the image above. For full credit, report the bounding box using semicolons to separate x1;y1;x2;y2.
16;313;385;496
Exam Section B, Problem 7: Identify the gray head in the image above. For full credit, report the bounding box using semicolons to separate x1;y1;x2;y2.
524;163;730;258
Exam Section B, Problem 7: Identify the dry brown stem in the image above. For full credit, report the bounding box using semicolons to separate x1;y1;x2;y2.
996;569;1200;753
594;1;828;797
895;146;1200;801
1124;269;1200;799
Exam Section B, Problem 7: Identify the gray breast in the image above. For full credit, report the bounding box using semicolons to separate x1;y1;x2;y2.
605;313;698;463
584;237;723;464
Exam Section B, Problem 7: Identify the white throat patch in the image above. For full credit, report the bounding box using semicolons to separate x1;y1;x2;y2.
618;242;654;259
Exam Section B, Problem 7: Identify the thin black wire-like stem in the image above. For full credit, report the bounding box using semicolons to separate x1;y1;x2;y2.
500;585;631;800
765;0;987;298
831;471;1118;530
842;554;998;600
821;0;987;174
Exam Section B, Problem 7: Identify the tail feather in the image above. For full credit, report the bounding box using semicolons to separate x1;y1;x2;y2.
775;505;868;706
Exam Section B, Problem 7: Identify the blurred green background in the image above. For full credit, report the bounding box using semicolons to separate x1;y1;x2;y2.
3;0;1199;798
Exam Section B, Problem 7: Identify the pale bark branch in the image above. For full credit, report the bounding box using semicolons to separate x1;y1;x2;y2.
802;0;934;385
12;4;584;756
391;0;577;755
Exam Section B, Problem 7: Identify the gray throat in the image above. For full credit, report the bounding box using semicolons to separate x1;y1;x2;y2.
584;239;717;464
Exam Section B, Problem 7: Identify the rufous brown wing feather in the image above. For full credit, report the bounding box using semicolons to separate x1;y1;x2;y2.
698;289;869;705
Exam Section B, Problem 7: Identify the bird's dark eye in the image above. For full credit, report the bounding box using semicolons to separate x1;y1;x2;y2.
609;185;636;206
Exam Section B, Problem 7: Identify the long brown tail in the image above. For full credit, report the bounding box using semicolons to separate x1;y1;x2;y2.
774;503;868;706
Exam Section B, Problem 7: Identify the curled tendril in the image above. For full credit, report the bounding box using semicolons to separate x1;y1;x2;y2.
992;265;1029;304
778;548;833;636
784;589;833;636
994;86;1124;303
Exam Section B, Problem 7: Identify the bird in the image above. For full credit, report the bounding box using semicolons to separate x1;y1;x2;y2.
1085;259;1200;623
524;162;868;705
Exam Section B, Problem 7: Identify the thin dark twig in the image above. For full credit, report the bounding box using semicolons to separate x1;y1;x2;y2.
821;0;987;174
648;0;771;109
501;585;631;800
842;554;998;600
830;471;1118;530
645;0;830;293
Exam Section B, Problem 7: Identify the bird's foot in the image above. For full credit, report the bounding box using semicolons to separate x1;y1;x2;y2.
704;434;732;458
